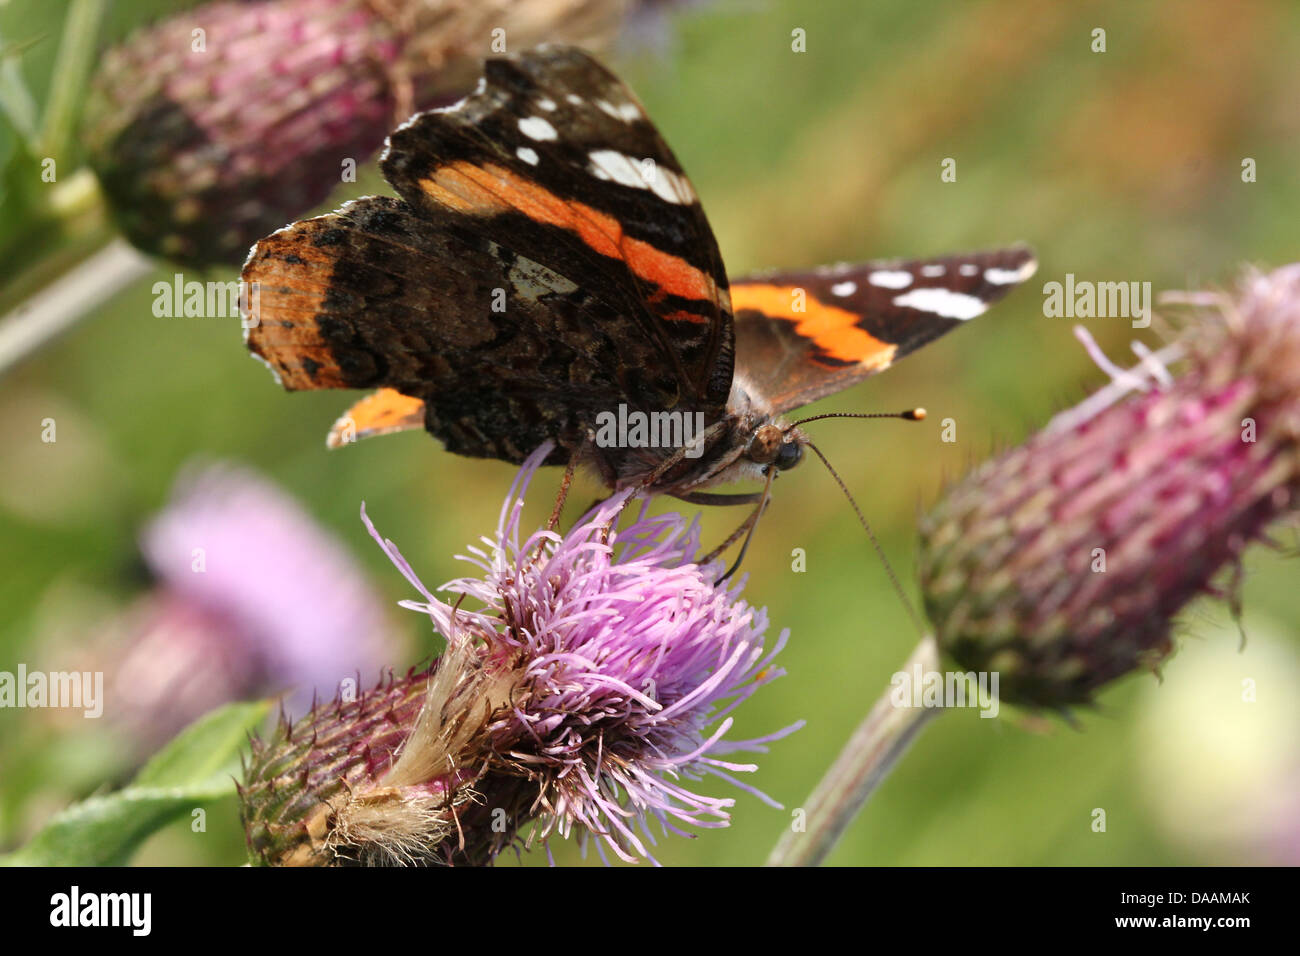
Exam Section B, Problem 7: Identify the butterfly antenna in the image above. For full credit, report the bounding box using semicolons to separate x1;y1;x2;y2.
787;408;926;430
714;466;776;584
803;439;929;640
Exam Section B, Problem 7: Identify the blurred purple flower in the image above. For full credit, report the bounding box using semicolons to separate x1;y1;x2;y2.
110;461;396;747
241;441;797;865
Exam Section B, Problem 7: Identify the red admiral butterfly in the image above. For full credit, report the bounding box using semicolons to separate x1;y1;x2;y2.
242;45;1035;505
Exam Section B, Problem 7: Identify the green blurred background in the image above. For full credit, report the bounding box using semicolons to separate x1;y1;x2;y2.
2;0;1299;866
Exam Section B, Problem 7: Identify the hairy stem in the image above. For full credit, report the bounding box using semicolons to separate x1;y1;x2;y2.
766;635;942;866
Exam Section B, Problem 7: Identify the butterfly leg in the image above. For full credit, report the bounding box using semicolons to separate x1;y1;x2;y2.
546;446;583;532
705;468;777;582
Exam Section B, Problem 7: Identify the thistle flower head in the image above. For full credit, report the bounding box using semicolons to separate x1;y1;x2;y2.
241;442;794;865
919;265;1300;709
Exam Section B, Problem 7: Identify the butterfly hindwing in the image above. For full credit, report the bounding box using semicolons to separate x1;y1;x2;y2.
245;194;656;462
327;388;427;449
731;246;1037;414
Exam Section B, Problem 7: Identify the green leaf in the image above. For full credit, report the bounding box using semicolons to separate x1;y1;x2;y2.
0;700;271;867
0;33;42;148
133;699;271;790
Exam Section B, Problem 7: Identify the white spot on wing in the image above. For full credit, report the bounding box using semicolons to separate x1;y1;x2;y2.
587;150;695;204
588;150;645;189
518;116;558;141
647;165;696;204
868;270;913;289
920;264;946;277
537;97;557;112
566;94;584;106
830;281;857;297
893;288;988;321
596;99;641;122
516;146;539;165
959;264;979;276
984;259;1038;285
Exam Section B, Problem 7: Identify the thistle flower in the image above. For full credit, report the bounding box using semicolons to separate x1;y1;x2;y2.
918;265;1300;708
104;461;395;748
84;0;636;266
240;442;795;866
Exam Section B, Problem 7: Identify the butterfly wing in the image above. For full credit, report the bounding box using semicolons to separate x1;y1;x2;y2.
730;246;1036;415
326;388;427;449
244;45;733;462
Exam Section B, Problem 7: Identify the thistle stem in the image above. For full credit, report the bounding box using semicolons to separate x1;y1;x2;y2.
0;236;153;377
766;635;943;867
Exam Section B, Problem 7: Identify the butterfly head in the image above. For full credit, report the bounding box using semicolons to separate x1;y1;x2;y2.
746;422;805;474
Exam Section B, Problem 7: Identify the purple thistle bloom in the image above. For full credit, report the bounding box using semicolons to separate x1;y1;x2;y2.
241;442;797;865
378;442;797;861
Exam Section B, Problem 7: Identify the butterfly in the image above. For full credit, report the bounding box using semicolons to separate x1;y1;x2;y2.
241;44;1035;506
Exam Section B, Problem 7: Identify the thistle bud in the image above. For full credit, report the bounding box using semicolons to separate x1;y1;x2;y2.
919;266;1300;708
85;0;632;266
239;655;520;866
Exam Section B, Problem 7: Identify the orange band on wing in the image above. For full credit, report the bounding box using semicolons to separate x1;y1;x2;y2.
244;234;349;390
419;162;717;312
731;284;897;367
327;388;426;448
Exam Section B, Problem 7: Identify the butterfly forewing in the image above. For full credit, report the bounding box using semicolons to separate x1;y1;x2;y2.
379;45;734;413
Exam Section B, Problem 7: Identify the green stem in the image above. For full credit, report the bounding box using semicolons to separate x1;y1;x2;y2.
0;236;153;377
39;0;107;162
766;635;943;866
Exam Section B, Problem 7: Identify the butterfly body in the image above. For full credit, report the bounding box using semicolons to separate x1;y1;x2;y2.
583;399;805;500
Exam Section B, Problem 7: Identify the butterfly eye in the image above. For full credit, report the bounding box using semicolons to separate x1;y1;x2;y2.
774;440;803;472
